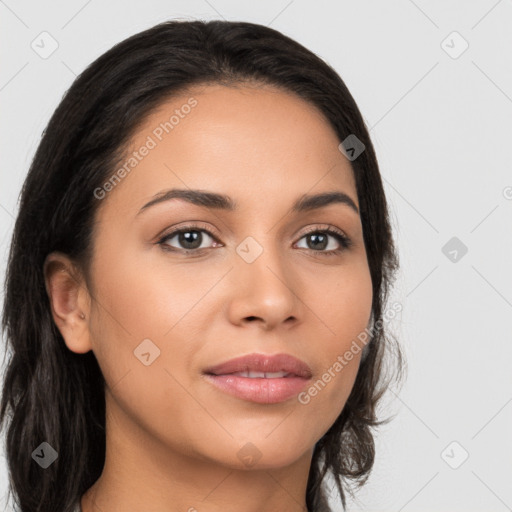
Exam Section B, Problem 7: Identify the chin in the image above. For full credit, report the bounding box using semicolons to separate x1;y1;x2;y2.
224;435;314;471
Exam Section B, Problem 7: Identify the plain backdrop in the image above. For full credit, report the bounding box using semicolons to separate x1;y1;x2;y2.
1;1;511;511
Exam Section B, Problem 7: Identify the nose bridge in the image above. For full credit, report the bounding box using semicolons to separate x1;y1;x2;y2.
231;229;299;322
235;229;287;282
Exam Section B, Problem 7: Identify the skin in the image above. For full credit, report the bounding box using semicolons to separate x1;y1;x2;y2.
44;83;373;512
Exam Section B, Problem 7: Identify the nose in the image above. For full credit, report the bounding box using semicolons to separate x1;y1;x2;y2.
226;242;302;331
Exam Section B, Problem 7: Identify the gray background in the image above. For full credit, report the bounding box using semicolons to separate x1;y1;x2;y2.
1;1;511;511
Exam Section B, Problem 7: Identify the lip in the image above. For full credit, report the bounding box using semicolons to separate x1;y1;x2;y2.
204;353;313;378
203;353;313;404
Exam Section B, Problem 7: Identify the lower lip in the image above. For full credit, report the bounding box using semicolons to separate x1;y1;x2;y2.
204;374;310;404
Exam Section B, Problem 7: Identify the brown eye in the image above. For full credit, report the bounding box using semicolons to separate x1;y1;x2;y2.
295;227;352;256
157;223;220;254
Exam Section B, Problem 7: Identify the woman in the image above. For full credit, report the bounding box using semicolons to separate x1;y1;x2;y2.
0;19;404;512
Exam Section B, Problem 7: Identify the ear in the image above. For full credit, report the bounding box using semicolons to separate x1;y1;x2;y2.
43;251;93;354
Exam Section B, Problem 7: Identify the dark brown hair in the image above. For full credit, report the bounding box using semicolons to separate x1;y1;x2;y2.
0;19;405;512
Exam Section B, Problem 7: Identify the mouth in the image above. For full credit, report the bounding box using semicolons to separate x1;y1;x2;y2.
226;371;292;378
202;353;312;404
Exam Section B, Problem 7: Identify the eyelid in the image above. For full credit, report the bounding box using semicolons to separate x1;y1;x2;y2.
299;223;347;240
157;221;221;242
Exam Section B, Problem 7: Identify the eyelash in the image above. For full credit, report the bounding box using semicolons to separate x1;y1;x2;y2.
157;222;353;258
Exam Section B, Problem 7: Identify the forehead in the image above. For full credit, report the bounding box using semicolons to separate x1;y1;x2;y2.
99;83;357;217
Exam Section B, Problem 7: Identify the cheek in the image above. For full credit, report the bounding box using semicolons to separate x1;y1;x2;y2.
90;241;191;339
86;243;206;411
299;360;360;426
103;361;203;441
300;261;372;415
297;331;365;434
309;259;373;342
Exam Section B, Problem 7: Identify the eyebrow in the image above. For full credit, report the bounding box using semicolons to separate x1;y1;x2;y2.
137;188;359;216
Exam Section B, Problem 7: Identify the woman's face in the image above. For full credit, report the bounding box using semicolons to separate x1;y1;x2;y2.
76;84;373;470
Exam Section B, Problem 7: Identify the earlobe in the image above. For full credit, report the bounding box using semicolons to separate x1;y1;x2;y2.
43;252;92;354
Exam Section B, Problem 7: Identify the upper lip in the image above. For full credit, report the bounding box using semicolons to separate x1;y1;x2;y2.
203;353;313;379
